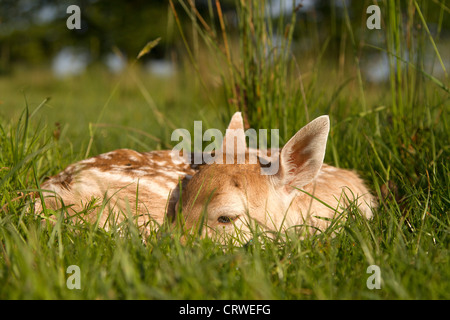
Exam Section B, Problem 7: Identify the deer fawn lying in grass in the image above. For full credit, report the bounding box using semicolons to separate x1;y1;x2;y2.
174;115;377;243
34;112;256;235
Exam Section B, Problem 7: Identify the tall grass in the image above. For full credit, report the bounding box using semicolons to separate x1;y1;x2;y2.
0;0;449;299
172;0;305;141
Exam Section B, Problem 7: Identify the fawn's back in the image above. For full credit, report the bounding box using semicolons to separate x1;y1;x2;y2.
35;149;195;233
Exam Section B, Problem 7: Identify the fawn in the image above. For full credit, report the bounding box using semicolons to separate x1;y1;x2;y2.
34;113;251;235
174;115;377;243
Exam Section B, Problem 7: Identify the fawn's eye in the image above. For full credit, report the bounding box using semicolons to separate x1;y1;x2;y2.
217;215;239;224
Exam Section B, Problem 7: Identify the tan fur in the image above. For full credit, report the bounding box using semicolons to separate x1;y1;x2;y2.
176;116;377;243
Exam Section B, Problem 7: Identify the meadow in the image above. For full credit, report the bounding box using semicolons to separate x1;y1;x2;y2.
0;0;449;299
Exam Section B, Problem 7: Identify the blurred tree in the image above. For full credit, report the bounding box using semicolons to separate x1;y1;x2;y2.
0;0;171;70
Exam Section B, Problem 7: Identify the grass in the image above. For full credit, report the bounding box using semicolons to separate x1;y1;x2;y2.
0;0;449;299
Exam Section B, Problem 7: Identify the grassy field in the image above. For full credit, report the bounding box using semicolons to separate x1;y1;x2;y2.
0;0;449;299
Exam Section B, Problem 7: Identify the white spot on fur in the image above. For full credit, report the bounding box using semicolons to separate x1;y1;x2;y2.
99;153;112;160
128;155;139;162
81;158;96;164
132;170;148;176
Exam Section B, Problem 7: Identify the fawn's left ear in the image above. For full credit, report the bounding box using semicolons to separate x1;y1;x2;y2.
221;112;246;155
276;115;330;191
226;112;245;131
188;112;246;167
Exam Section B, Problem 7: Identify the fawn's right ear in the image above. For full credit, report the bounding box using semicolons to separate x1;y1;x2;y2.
275;115;330;192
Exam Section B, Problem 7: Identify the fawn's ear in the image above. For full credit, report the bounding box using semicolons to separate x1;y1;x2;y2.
189;112;246;167
226;112;245;131
276;115;329;191
221;112;246;155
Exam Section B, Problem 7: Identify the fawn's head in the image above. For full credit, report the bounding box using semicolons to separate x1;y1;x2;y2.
174;115;330;242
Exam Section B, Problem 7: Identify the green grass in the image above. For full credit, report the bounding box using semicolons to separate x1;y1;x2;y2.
0;0;449;299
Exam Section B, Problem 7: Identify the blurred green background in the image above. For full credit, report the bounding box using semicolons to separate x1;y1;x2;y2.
1;0;449;70
0;0;449;158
